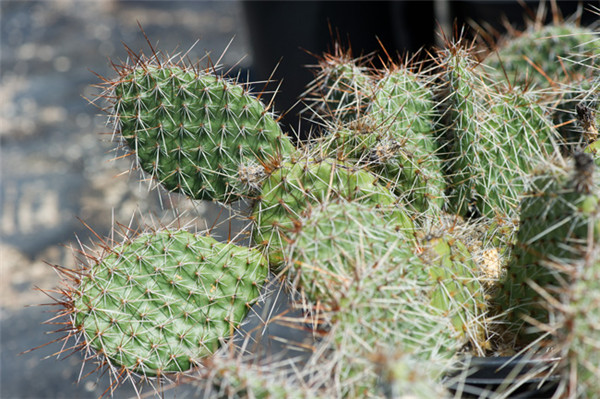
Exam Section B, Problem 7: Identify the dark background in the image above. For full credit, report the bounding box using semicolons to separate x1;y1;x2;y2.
1;1;597;397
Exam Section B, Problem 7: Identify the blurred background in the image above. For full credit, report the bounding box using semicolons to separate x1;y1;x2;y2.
1;1;597;397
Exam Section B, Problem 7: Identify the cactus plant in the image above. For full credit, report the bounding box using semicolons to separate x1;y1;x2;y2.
282;200;488;397
37;9;600;397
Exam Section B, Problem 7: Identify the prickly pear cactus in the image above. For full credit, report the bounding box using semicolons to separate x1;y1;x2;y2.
42;11;600;396
109;55;295;202
484;23;600;88
320;67;446;216
251;157;404;263
71;229;268;375
495;154;600;343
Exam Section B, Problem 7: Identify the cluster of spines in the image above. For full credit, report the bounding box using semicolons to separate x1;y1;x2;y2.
302;45;374;122
314;64;447;218
482;20;600;89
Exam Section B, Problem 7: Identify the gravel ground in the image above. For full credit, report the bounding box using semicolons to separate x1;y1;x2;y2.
0;2;304;397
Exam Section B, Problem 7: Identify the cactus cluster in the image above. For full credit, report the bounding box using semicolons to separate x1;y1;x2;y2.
38;7;600;399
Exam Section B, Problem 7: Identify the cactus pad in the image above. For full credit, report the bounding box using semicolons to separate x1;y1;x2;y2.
496;155;600;342
485;24;600;88
72;229;268;375
111;58;294;202
285;201;486;350
251;157;404;263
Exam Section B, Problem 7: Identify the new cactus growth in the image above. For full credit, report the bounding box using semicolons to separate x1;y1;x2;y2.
107;50;295;203
69;229;268;376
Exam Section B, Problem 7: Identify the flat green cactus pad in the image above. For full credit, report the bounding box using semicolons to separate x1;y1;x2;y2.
113;63;294;202
73;230;268;375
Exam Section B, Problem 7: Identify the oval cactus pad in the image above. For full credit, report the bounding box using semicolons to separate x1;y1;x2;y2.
112;60;294;202
72;229;268;375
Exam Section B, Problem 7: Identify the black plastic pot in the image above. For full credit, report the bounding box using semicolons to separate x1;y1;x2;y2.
445;356;561;398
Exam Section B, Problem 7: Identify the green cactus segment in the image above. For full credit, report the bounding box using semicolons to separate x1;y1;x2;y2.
438;47;497;217
113;64;295;202
286;201;485;351
325;69;445;215
482;88;561;214
252;158;403;263
73;230;268;375
496;157;600;342
439;47;560;219
485;24;600;88
305;55;373;122
284;201;479;397
420;235;487;339
284;201;414;301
